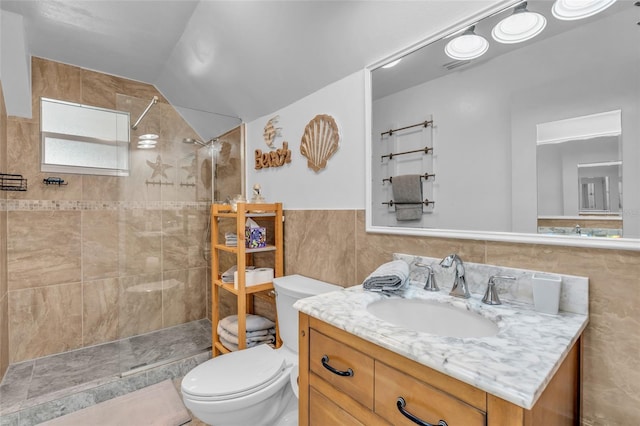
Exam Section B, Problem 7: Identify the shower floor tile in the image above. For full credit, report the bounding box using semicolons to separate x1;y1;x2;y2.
0;319;212;417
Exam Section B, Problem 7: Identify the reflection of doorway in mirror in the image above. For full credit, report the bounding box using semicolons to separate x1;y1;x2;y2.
580;178;606;211
536;110;622;218
577;161;622;214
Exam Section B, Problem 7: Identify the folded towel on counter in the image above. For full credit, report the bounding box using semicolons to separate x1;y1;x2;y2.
218;314;275;334
362;260;409;292
217;327;276;346
392;174;423;221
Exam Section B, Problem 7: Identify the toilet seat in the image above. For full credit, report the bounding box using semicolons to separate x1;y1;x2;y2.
182;345;287;402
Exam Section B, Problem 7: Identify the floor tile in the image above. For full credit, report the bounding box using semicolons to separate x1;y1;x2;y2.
0;319;211;418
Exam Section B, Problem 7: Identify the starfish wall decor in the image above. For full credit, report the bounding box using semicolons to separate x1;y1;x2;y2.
146;155;173;179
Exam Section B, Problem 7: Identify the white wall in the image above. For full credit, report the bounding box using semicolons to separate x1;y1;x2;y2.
246;71;366;210
0;9;31;118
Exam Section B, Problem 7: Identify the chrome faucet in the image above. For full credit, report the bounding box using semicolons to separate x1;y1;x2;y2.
439;254;470;298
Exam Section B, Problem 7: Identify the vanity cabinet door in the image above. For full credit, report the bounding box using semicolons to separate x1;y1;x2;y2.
310;387;367;426
375;361;486;426
309;329;375;409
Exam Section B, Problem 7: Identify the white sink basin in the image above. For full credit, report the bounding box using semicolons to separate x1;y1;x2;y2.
366;298;499;338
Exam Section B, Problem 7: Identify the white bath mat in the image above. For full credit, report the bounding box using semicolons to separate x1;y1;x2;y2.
38;379;191;426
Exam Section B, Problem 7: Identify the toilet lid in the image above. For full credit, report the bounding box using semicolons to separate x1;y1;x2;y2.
182;345;287;401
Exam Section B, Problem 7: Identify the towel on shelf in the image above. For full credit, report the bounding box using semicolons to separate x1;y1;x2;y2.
391;174;423;221
217;324;275;339
225;232;238;247
221;265;237;283
217;327;276;346
218;314;275;334
362;260;409;292
219;337;274;352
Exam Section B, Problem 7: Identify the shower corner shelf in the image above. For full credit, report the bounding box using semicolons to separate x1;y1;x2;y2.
211;202;284;357
1;173;27;191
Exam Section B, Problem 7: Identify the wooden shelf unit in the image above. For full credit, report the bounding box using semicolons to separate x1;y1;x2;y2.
211;202;284;356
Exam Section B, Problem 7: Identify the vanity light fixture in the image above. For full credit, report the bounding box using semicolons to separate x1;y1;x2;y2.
492;2;547;44
444;26;489;60
552;0;617;21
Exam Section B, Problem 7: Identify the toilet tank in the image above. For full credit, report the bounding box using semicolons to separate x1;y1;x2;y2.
273;275;341;353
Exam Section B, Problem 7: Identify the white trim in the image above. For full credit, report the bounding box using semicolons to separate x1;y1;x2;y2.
536;110;621;145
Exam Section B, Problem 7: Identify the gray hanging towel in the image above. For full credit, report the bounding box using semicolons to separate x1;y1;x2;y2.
392;174;423;221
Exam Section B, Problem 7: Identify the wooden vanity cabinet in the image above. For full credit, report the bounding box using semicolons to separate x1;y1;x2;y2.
299;313;581;426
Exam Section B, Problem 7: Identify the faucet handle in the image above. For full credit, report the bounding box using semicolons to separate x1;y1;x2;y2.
482;275;516;305
416;263;439;291
424;266;439;292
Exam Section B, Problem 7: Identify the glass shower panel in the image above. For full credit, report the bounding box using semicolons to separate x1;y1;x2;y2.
110;94;241;374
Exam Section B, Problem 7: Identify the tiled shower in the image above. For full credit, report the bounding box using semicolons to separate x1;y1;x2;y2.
0;57;215;378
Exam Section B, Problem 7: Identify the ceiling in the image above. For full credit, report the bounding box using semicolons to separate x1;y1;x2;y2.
0;0;498;137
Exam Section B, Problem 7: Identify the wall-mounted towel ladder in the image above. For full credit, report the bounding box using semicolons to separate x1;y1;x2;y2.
382;199;435;207
383;173;435;184
381;119;433;137
381;146;433;161
378;116;436;221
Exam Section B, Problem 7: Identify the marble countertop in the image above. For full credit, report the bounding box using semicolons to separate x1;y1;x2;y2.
294;283;588;410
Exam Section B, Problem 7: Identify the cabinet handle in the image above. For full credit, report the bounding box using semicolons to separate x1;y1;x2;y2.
396;397;448;426
321;355;354;377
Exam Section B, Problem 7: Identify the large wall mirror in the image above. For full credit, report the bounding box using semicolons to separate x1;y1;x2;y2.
365;0;640;250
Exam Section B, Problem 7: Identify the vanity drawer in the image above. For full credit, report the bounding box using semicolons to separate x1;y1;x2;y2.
309;329;374;409
374;361;486;426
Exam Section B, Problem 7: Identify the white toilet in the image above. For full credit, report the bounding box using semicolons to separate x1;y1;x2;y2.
181;275;341;426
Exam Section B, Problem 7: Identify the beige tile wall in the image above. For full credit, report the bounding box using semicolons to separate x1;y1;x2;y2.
283;209;640;425
1;81;9;378
3;57;210;364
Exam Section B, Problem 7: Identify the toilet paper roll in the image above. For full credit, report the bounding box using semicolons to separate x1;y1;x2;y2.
234;267;275;289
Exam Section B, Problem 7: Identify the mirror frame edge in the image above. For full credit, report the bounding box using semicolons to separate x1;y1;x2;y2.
364;0;640;252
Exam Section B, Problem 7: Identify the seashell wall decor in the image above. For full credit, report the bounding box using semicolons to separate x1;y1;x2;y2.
263;115;281;148
300;114;340;172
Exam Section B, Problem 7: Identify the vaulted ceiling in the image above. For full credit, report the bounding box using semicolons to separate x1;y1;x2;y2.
0;0;497;136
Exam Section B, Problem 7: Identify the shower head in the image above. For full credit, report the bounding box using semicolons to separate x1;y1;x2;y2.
182;137;219;147
182;137;207;147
